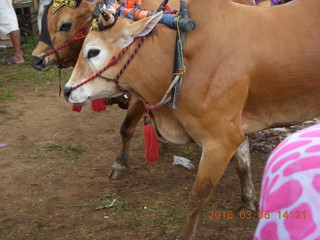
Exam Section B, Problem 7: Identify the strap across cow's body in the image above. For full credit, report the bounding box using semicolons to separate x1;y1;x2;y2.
171;0;191;110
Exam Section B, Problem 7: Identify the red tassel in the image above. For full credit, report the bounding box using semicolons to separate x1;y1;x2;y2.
91;99;106;112
72;104;82;112
143;115;159;163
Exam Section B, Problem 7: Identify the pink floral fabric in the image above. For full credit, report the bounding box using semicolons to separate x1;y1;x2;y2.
254;124;320;240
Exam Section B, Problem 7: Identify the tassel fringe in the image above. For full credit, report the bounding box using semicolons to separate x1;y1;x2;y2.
91;99;106;112
72;104;82;112
143;115;159;163
72;99;106;112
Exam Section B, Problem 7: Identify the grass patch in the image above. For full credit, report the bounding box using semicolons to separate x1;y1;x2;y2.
98;192;130;215
25;201;41;213
1;234;16;240
98;192;184;235
21;36;38;65
0;35;36;66
0;109;9;114
26;141;86;167
36;141;86;162
0;36;73;88
104;128;115;134
26;142;86;178
0;66;61;86
0;88;14;100
0;64;62;88
46;171;60;178
26;218;46;237
150;209;183;231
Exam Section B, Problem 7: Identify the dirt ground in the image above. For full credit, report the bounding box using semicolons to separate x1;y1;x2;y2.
0;63;318;240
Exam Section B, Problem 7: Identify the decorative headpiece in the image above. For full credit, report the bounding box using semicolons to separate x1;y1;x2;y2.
90;0;118;32
89;18;100;32
52;0;80;14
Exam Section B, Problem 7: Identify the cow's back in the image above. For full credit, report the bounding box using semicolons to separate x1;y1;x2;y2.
237;0;320;133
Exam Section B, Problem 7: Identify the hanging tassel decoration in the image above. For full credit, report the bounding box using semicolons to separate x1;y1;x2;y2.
72;104;82;112
91;98;106;112
143;113;159;163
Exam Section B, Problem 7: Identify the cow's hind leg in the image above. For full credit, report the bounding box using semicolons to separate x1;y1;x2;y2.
232;136;257;211
108;98;144;179
180;133;243;240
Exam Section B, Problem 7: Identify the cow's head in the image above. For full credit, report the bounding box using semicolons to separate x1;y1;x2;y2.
64;5;162;105
31;0;98;71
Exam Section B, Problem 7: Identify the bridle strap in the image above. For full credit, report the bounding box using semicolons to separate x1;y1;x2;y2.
39;3;54;51
39;2;91;66
39;3;62;67
43;22;90;57
112;36;145;90
70;33;177;112
144;74;181;111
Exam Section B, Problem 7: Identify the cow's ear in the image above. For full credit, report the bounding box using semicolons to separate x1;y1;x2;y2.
128;12;163;37
93;2;101;16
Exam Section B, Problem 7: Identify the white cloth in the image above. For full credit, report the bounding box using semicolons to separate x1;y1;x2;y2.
0;0;19;35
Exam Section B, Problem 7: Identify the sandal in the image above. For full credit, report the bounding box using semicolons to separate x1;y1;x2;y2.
2;56;24;65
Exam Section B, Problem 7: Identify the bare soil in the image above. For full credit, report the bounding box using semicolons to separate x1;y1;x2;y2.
0;64;317;240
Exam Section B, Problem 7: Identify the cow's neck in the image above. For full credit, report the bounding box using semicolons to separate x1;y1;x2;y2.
118;26;175;105
115;25;192;144
115;0;235;144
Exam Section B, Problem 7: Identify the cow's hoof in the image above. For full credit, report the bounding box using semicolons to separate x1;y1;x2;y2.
108;162;127;180
236;200;258;215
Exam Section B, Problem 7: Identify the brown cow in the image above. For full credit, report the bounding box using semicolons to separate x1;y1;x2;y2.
31;0;98;70
64;0;320;238
31;0;259;211
31;0;175;179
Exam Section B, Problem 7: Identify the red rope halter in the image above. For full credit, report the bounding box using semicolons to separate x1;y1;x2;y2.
70;34;178;112
70;36;145;93
44;22;91;57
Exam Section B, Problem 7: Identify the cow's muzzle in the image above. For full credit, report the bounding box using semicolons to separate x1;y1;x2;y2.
64;86;72;102
31;56;46;71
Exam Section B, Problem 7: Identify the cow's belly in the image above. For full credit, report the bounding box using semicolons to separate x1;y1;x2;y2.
153;112;193;145
242;93;320;134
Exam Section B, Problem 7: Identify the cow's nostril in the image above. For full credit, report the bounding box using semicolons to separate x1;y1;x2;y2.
64;86;72;102
31;56;45;71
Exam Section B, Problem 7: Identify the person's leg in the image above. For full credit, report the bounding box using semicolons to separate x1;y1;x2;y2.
0;0;24;64
10;29;24;63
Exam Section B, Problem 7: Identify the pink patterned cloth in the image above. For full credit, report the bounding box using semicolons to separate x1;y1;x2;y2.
254;124;320;240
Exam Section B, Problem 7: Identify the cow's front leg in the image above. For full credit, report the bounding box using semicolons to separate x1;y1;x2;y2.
108;98;144;179
180;133;243;240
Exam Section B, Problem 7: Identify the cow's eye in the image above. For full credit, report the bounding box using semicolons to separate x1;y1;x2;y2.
87;49;100;59
59;23;72;31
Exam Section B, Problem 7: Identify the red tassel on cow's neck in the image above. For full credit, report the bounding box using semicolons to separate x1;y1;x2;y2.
91;99;106;112
72;104;82;112
143;114;159;163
